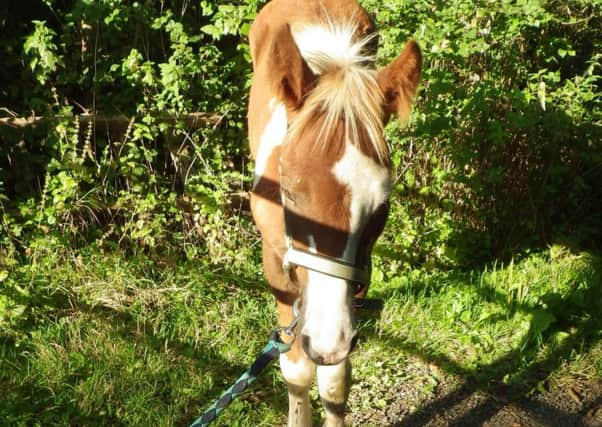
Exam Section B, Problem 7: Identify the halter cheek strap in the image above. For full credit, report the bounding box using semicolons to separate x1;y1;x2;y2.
281;202;372;285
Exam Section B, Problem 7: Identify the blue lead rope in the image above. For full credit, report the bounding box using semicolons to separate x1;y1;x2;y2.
189;329;294;427
189;298;384;426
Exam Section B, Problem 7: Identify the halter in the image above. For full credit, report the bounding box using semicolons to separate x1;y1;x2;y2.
280;192;372;286
282;245;371;284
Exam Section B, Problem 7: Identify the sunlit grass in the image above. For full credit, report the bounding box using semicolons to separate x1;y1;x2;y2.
347;248;602;415
1;243;601;425
0;243;285;426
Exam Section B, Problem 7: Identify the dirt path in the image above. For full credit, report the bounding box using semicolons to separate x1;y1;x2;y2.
347;363;602;426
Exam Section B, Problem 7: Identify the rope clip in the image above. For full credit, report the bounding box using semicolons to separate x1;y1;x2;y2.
272;298;300;351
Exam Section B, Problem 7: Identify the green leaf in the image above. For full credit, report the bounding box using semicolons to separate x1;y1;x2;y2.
201;24;221;39
530;310;556;336
404;170;415;188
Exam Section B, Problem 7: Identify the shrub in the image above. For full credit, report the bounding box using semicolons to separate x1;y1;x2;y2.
1;0;600;272
365;0;602;267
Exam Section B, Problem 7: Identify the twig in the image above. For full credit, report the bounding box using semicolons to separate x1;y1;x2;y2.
0;112;221;129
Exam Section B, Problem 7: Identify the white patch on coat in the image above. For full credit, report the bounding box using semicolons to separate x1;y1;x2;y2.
253;99;287;187
279;352;315;387
302;270;353;356
332;143;391;261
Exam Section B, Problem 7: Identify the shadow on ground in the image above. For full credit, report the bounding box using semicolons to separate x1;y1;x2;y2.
356;254;602;426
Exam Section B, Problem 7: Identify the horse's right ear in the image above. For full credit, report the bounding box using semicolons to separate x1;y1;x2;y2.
270;24;316;111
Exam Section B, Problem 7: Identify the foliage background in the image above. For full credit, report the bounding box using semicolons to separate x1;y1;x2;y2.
0;0;601;424
2;0;600;270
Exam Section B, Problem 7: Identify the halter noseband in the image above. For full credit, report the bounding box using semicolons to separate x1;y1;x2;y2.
281;200;372;286
282;245;371;284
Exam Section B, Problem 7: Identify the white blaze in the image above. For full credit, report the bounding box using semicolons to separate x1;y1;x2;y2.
332;143;391;260
253;98;287;188
302;270;352;355
301;141;390;357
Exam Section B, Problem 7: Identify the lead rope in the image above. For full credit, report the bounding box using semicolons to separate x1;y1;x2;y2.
189;301;300;427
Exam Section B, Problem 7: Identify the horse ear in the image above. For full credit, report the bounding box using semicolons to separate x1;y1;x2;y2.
377;40;422;124
270;24;316;111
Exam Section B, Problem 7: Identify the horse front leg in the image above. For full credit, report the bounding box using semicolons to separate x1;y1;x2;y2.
261;243;315;426
280;340;315;427
317;360;351;427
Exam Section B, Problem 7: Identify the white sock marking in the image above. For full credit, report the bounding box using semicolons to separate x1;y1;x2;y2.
280;352;315;387
317;361;349;404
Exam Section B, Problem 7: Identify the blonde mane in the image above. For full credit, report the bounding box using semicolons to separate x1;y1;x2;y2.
289;19;389;163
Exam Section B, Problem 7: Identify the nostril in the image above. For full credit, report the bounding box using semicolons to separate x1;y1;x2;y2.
301;335;326;364
350;330;359;351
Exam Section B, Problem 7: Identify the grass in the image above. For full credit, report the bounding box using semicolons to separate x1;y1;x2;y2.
370;248;601;378
1;239;601;426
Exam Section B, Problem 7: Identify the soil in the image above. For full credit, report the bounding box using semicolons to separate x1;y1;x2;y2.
346;360;602;427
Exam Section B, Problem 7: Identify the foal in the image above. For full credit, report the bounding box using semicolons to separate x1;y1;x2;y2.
248;1;421;425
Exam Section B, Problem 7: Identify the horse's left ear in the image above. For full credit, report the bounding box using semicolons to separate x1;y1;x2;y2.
270;24;316;111
377;40;422;124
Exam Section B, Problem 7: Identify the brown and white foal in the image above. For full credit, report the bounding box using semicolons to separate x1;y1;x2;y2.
248;1;421;425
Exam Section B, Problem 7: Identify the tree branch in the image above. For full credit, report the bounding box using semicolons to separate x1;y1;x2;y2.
0;112;222;130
